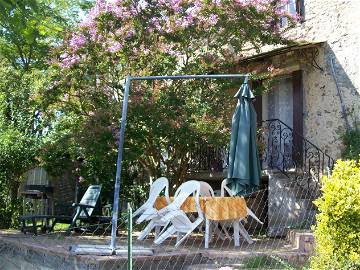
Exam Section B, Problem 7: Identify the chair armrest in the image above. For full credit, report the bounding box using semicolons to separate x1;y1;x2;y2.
72;203;96;208
102;204;112;216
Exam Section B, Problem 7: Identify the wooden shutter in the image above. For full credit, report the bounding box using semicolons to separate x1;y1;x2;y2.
292;70;303;163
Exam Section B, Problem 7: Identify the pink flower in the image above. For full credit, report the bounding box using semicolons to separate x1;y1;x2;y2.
60;54;80;68
212;0;222;6
107;41;123;53
69;33;87;51
208;14;219;26
125;29;135;39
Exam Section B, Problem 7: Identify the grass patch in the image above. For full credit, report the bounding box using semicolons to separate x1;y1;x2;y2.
241;256;295;269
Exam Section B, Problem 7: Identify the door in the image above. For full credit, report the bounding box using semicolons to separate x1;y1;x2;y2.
259;71;303;171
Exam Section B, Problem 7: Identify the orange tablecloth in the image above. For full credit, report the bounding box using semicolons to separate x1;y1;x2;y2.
154;197;247;221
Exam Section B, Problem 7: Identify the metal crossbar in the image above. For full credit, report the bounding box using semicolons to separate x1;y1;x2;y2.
110;74;248;252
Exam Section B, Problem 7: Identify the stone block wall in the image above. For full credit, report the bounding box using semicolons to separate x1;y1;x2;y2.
288;0;360;158
244;1;360;159
266;171;316;237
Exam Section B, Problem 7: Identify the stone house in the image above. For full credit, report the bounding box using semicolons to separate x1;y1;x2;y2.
245;0;360;159
188;0;360;236
240;0;360;235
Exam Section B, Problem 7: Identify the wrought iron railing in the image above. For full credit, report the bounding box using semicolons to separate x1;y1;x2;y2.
188;118;335;197
188;141;227;172
260;119;335;197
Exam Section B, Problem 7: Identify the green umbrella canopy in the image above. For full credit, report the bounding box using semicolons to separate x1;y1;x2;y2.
227;77;261;195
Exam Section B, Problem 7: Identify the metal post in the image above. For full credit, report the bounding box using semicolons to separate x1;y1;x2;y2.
127;203;133;270
110;75;132;253
131;74;246;81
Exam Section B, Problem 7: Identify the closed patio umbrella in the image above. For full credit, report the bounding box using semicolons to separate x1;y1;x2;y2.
227;76;261;195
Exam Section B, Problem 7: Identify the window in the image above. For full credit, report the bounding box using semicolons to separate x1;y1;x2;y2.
280;0;305;27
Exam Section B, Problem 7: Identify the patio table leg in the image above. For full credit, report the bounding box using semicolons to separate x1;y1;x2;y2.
31;217;37;236
233;220;240;247
21;219;25;234
205;219;210;249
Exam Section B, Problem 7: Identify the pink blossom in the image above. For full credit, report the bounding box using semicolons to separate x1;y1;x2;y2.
60;54;80;68
69;33;86;51
107;41;123;53
125;29;135;39
208;14;219;26
212;0;222;6
151;17;163;32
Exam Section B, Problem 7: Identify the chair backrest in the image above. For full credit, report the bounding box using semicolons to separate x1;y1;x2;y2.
199;181;214;197
220;179;235;197
148;177;170;205
79;185;102;217
173;181;199;204
172;180;203;219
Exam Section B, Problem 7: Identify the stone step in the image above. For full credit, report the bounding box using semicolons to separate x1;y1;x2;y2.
287;229;315;253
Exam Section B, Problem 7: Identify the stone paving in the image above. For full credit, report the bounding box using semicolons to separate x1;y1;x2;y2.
0;230;312;270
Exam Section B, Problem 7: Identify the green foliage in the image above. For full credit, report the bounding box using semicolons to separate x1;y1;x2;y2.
0;0;88;69
0;127;38;228
311;160;360;270
0;0;89;228
0;60;44;228
341;127;360;160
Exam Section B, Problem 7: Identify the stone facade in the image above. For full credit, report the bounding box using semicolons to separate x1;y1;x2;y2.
296;0;360;158
246;0;360;159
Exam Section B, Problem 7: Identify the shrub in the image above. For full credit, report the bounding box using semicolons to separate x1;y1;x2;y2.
342;128;360;160
311;160;360;270
0;127;39;228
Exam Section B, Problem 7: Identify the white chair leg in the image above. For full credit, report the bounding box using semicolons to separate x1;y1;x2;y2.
154;225;176;245
220;221;232;240
154;226;161;240
138;221;155;240
233;220;240;247
205;219;210;249
175;218;203;248
175;230;193;248
247;207;263;224
238;221;254;244
176;232;182;243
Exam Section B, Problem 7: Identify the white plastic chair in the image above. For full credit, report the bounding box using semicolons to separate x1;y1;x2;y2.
220;179;263;245
221;179;263;224
199;181;215;197
152;180;204;247
133;177;170;224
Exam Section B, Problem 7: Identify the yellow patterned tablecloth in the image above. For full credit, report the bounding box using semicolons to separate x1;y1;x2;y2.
154;196;247;221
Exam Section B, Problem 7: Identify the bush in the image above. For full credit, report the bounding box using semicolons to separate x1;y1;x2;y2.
342;128;360;160
0;127;38;228
311;160;360;270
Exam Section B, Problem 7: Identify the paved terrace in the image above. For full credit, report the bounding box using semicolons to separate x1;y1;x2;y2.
0;230;312;270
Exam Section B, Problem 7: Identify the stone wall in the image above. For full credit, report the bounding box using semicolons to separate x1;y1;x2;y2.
244;1;360;159
289;0;360;158
266;171;316;237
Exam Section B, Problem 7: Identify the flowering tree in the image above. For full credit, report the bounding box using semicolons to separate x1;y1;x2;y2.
47;0;296;189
